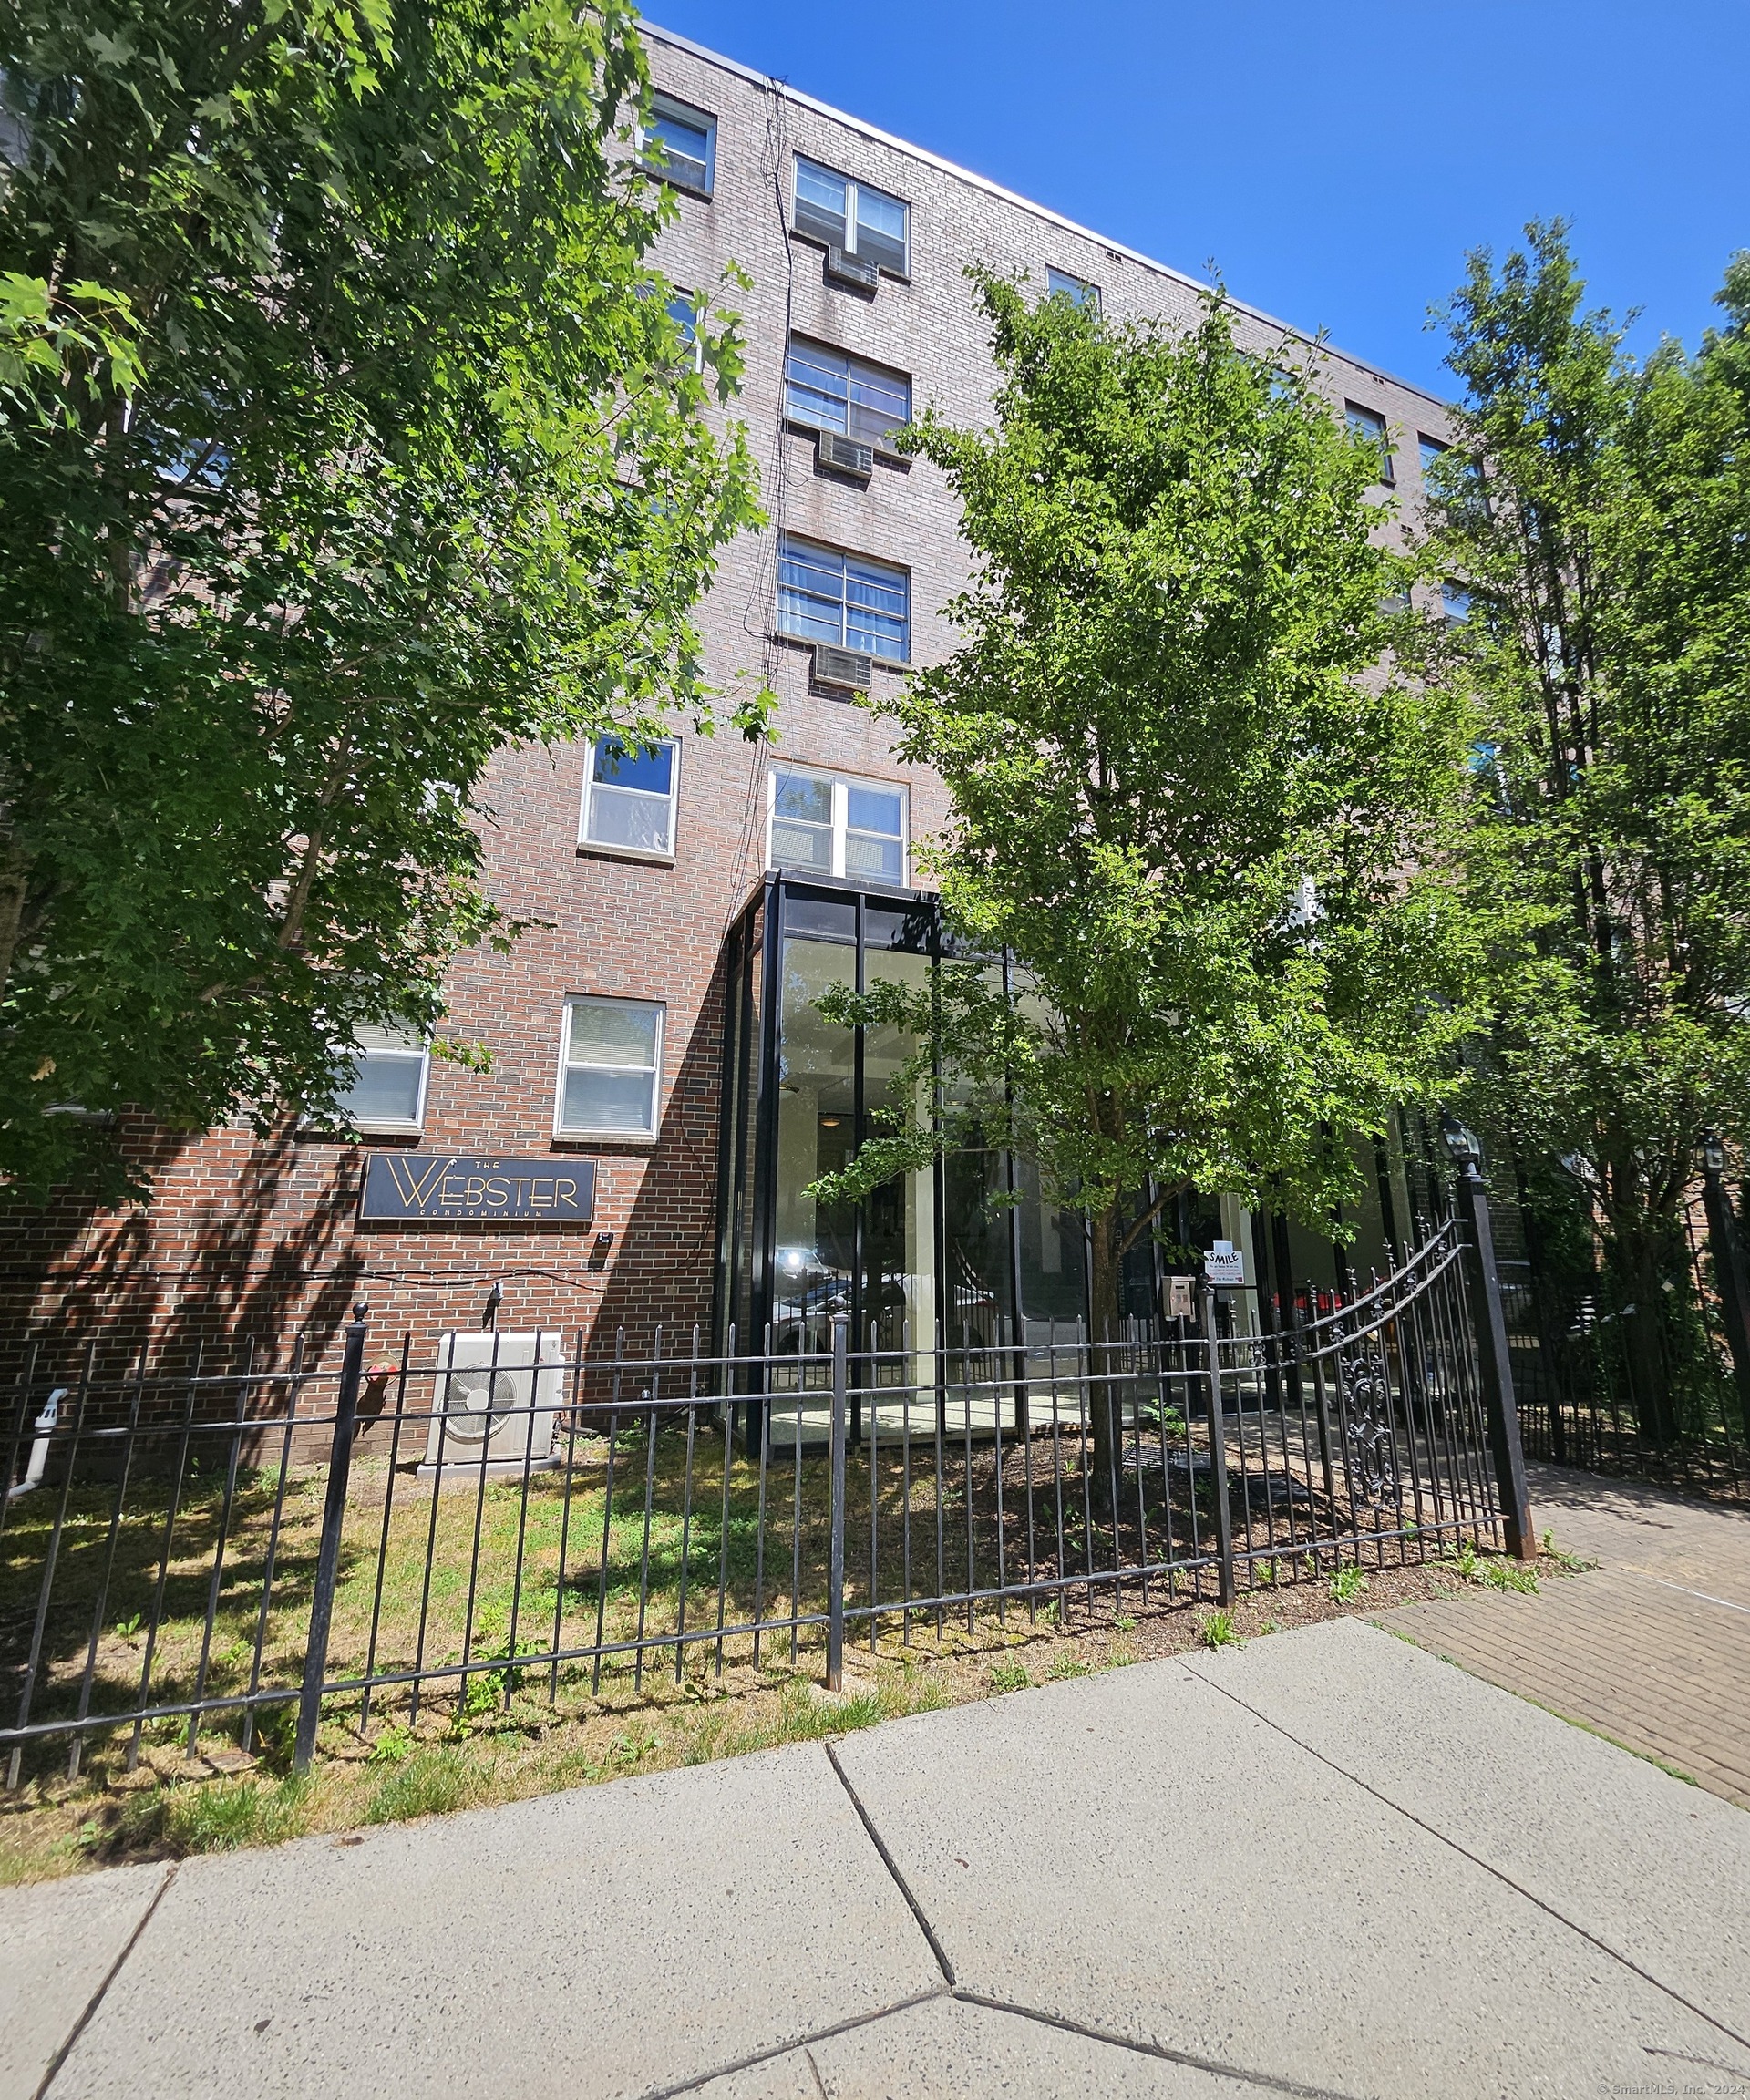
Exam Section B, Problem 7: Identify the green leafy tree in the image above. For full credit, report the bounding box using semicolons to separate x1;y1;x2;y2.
1421;224;1750;1443
814;274;1489;1484
0;0;766;1201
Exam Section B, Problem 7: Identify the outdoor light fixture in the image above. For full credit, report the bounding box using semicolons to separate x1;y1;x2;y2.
1702;1130;1726;1179
481;1280;503;1330
1439;1114;1482;1171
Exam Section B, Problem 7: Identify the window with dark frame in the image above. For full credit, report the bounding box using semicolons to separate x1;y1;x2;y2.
783;338;911;447
793;156;910;276
1345;401;1395;486
643;95;715;194
777;535;910;662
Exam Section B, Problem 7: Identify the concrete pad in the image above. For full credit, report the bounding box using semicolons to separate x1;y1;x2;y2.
1184;1616;1750;2041
50;1745;941;2100
812;1995;1267;2099
695;1996;1266;2100
834;1652;1750;2100
0;1861;170;2100
689;2046;829;2098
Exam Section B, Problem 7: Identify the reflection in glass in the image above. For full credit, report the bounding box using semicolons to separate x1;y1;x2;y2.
862;948;934;1379
773;937;856;1380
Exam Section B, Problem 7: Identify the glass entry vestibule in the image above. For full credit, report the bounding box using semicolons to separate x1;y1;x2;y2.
713;872;1428;1425
715;875;1091;1416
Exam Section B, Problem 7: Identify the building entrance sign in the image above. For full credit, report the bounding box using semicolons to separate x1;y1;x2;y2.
359;1154;596;1226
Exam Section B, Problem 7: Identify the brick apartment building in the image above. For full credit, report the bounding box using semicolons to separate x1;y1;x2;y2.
0;24;1459;1380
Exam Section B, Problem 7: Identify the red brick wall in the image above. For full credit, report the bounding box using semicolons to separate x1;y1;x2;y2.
0;28;1452;1385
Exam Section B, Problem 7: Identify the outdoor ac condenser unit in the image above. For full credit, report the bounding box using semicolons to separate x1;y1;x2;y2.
813;643;873;692
817;429;874;480
824;245;880;292
421;1330;566;1477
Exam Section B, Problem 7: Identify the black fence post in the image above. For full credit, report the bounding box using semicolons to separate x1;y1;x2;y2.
294;1303;368;1774
1701;1135;1750;1443
1200;1285;1234;1605
1450;1149;1535;1560
826;1313;848;1693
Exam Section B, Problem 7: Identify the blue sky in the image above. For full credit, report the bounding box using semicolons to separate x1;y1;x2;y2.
644;1;1749;398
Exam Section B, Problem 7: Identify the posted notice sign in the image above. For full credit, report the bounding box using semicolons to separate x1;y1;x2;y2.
1203;1240;1245;1286
359;1154;596;1227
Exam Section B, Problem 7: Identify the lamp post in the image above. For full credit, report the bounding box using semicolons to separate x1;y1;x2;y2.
1699;1133;1750;1443
1442;1119;1536;1560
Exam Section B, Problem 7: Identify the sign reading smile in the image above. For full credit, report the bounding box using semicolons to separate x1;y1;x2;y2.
359;1154;596;1226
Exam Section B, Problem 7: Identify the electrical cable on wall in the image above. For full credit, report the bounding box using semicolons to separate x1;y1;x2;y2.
719;69;798;948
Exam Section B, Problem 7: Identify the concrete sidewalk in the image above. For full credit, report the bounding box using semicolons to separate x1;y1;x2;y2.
5;1617;1748;2100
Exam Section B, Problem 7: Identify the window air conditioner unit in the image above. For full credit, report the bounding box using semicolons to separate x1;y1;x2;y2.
817;429;874;479
813;644;873;692
824;245;879;292
421;1330;566;1477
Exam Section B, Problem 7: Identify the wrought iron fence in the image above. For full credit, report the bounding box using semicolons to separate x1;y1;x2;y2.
1500;1192;1750;1504
2;1216;1522;1786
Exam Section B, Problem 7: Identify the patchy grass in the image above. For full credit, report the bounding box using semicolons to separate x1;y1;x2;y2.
1441;1540;1539;1594
364;1749;479;1826
1;1525;1583;1886
1198;1610;1240;1651
1329;1565;1369;1604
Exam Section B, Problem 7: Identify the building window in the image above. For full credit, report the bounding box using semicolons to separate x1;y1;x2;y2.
784;337;911;448
581;735;680;858
1045;267;1100;313
557;997;664;1138
643;94;715;193
768;767;907;885
1345;402;1395;486
664;290;703;370
1418;434;1448;480
336;1026;429;1132
1442;582;1472;625
778;535;910;661
793;157;909;276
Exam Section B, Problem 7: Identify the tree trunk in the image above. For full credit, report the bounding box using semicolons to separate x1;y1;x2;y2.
1086;1205;1124;1503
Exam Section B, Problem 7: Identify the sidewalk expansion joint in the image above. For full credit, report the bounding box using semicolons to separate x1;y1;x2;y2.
1185;1661;1750;2063
948;1990;1365;2100
33;1860;179;2100
825;1737;957;1985
636;1988;949;2099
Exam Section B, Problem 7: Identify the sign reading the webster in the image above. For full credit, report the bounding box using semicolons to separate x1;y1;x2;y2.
359;1155;596;1227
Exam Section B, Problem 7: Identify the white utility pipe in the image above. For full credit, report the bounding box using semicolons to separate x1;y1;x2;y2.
6;1387;67;1500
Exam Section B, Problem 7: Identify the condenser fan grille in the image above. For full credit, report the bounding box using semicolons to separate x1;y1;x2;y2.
439;1366;521;1441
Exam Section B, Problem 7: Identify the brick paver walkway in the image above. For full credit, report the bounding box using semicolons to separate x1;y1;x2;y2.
1383;1462;1750;1807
